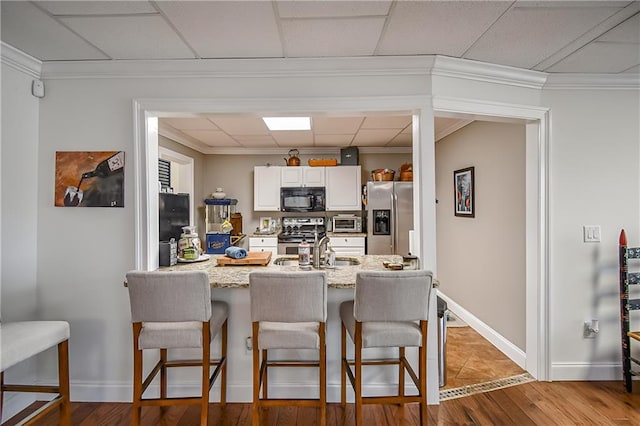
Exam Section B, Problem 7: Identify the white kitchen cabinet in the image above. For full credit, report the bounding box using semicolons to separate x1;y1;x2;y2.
281;166;325;187
254;166;281;211
328;236;365;256
249;236;278;256
326;166;361;211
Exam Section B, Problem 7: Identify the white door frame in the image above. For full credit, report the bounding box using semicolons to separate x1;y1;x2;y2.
133;94;550;403
433;96;550;381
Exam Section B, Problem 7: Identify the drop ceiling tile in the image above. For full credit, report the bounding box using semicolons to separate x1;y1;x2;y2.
208;116;270;135
387;133;412;146
234;135;277;143
1;1;108;61
271;131;314;146
162;118;219;131
282;17;386;57
377;1;511;56
624;64;640;73
59;15;194;59
155;1;282;58
182;130;239;147
361;116;411;129
352;129;402;145
315;134;355;145
35;1;157;15
277;1;391;18
545;41;640;73
313;117;364;134
598;13;640;43
465;3;626;69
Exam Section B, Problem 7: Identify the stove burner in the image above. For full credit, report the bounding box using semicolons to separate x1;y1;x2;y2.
279;217;326;243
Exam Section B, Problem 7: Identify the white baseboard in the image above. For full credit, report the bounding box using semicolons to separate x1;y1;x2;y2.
550;362;622;381
437;293;526;369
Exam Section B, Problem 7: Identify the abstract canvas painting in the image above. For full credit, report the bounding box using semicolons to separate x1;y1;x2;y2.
55;151;124;207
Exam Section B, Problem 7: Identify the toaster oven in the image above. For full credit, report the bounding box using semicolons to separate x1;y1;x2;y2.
332;215;362;233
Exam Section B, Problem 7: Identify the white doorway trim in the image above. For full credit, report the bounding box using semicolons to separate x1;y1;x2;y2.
433;96;550;381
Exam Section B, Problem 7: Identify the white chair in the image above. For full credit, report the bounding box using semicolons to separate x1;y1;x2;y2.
249;270;327;426
0;321;71;425
126;270;228;426
340;270;432;425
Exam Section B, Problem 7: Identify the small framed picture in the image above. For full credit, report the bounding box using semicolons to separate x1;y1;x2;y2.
454;167;474;218
259;217;273;232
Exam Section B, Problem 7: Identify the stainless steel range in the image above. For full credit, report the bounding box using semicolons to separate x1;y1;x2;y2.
278;217;326;255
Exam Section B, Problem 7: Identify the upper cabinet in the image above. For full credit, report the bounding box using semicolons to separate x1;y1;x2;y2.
326;166;361;211
254;165;362;212
281;166;325;187
254;166;281;211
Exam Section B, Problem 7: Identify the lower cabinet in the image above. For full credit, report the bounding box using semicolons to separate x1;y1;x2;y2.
328;236;365;256
248;237;278;256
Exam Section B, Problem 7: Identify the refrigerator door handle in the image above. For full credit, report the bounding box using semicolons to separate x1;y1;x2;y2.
392;191;398;254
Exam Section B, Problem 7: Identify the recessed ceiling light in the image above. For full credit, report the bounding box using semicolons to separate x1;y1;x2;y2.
262;117;311;131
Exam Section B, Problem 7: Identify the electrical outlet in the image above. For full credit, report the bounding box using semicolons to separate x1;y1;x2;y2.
584;320;599;338
583;225;601;242
245;336;253;354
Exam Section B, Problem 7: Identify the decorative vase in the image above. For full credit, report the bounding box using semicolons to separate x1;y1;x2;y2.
212;188;226;199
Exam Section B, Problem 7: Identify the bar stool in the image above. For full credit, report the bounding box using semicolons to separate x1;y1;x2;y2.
126;270;228;426
249;270;327;426
340;270;432;425
0;321;71;425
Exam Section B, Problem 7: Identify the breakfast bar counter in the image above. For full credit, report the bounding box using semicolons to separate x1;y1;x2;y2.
159;254;403;288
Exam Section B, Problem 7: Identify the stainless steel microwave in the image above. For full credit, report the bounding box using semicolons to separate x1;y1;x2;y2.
280;187;325;212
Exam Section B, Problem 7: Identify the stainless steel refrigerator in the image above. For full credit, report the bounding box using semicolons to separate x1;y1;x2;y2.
366;181;413;255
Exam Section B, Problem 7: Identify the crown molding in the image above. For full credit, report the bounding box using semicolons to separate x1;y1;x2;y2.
544;73;640;90
0;42;42;78
41;56;436;80
431;56;548;90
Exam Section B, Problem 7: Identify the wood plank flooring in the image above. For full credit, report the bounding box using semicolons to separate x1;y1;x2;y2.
7;381;640;425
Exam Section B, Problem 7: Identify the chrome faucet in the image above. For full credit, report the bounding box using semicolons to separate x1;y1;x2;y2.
313;232;331;269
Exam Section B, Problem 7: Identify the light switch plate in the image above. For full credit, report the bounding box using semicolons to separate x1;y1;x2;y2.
583;225;601;242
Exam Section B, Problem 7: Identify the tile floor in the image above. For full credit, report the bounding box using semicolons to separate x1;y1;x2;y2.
442;325;525;390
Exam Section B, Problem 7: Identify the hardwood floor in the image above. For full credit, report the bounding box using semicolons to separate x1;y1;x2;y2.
8;381;640;425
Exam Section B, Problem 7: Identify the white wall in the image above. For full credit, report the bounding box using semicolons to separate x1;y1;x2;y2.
542;86;640;380
436;121;526;349
1;54;41;419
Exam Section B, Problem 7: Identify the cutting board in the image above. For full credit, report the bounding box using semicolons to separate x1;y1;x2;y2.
216;251;272;266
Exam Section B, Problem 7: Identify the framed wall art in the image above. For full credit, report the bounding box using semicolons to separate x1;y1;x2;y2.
454;166;474;218
55;151;125;207
259;217;273;233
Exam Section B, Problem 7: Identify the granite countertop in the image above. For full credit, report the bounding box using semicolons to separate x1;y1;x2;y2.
159;254;402;289
326;232;367;238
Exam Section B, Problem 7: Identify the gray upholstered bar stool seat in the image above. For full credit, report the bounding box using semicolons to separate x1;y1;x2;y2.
126;270;228;426
340;270;432;426
0;321;71;425
249;270;327;426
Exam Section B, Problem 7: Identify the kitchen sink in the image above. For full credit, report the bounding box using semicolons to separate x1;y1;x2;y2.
273;257;360;267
